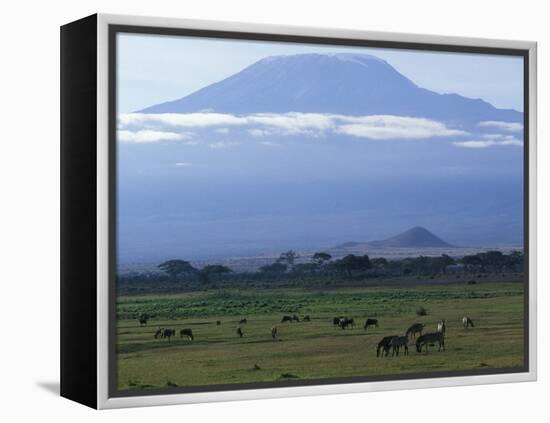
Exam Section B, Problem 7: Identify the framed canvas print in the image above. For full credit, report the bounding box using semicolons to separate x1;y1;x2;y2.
60;14;537;409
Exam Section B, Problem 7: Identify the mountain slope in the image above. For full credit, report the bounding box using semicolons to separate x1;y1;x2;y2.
335;226;453;249
139;53;522;125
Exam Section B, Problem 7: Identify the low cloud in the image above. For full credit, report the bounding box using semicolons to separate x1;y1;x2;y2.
478;121;523;132
453;138;523;148
335;115;467;140
209;141;240;150
259;141;281;147
118;112;246;129
175;162;193;167
117;130;189;143
119;112;467;142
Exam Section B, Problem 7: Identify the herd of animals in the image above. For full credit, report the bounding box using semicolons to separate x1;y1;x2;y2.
140;314;476;357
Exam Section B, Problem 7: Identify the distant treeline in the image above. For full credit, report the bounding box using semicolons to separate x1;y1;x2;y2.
117;250;524;295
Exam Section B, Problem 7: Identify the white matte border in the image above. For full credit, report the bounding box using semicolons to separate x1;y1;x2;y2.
96;13;537;409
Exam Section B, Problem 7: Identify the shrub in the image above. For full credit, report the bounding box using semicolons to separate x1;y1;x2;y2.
467;280;477;285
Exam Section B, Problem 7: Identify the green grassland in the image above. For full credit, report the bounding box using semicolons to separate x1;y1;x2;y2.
116;280;524;391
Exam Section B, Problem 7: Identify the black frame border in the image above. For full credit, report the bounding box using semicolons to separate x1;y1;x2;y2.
60;14;99;409
107;23;530;399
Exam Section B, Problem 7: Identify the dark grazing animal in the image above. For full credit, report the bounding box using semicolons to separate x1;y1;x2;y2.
180;328;194;340
237;327;243;338
406;323;425;340
161;328;176;342
292;314;300;322
216;320;221;325
339;317;355;329
281;315;293;323
416;332;445;353
303;315;311;322
239;318;247;324
333;317;343;327
437;320;446;335
377;335;398;357
462;316;474;328
363;318;379;331
154;328;163;339
139;315;148;326
271;326;277;339
390;336;409;356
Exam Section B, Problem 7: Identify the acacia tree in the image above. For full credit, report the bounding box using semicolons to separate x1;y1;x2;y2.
277;250;298;270
312;252;332;266
430;254;455;274
157;259;197;279
199;264;232;284
334;254;371;278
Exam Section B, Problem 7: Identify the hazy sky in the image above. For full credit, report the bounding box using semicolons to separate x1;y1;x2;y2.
115;31;524;262
117;32;524;113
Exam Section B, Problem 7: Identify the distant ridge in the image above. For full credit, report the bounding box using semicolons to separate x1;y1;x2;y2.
335;227;453;249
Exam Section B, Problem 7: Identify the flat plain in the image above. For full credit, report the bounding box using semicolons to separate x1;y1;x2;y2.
116;278;524;391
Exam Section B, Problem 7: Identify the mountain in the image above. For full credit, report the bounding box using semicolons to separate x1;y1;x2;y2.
335;227;453;249
139;53;522;125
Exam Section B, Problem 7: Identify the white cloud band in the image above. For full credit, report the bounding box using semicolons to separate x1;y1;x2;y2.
453;138;523;148
118;112;468;142
478;121;523;132
117;129;189;143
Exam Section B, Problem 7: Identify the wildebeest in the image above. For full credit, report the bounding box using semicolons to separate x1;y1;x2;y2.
416;332;445;353
390;336;409;356
271;326;277;339
281;315;293;323
462;316;474;328
239;318;247;324
339;317;355;329
237;327;243;338
377;335;398;357
180;328;194;340
437;319;446;335
333;316;344;327
303;315;311;322
406;323;425;340
161;328;176;342
139;315;148;326
154;328;163;339
292;314;300;322
363;318;379;331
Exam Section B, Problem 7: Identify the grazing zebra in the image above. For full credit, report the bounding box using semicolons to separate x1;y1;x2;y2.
239;318;247;324
180;328;194;340
390;336;409;356
363;318;379;331
271;326;277;339
281;315;293;323
377;335;398;357
237;327;244;338
437;320;446;335
339;317;355;329
154;328;163;339
161;328;176;342
416;332;445;353
462;316;474;328
406;323;425;340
